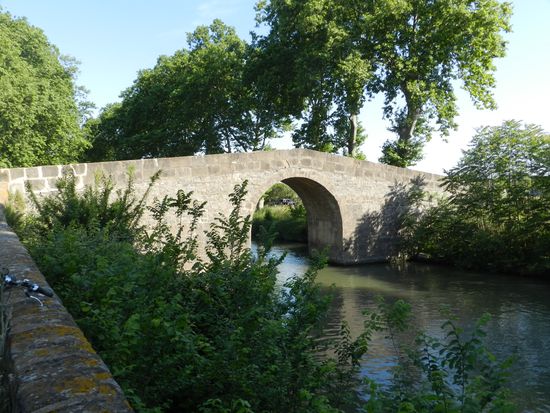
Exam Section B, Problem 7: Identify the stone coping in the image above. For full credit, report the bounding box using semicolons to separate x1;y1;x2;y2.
0;205;133;412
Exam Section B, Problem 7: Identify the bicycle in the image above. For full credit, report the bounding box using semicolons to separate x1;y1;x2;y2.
1;267;54;306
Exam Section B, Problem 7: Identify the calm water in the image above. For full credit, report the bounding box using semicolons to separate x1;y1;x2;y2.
259;242;550;413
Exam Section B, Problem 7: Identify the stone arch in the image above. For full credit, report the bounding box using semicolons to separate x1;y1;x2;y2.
253;176;344;262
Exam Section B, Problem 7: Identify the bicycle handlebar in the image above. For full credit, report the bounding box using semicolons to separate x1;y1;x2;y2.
1;267;54;299
26;283;54;298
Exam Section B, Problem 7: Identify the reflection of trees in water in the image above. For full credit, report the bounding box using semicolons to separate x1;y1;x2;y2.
314;263;550;410
270;241;550;411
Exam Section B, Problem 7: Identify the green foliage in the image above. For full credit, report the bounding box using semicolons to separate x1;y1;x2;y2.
16;176;368;412
253;205;308;243
262;182;301;205
3;190;26;234
403;121;550;276
363;301;515;413
253;183;307;243
372;0;512;167
254;0;372;156
0;9;90;167
255;0;511;166
12;171;516;412
84;20;284;161
379;137;424;168
23;169;159;243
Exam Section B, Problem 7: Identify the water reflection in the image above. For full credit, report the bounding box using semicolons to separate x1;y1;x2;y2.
259;242;550;413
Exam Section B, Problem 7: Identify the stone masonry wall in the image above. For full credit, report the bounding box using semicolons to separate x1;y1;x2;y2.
0;206;132;412
0;149;444;264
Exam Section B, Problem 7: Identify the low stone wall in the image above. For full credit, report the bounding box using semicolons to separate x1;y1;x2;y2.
0;206;132;412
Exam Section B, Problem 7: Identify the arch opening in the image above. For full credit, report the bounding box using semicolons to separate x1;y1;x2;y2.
253;177;343;263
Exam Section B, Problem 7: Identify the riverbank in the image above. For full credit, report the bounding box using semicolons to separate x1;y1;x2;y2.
252;205;307;243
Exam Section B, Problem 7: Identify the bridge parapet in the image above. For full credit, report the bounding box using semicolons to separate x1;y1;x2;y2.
0;206;132;412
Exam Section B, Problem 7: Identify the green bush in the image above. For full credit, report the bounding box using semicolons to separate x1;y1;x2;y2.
252;205;307;243
13;172;515;412
15;175;364;412
362;301;515;413
402;121;549;276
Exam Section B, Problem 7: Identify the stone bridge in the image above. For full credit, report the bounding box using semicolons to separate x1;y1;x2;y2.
1;149;443;264
0;149;443;411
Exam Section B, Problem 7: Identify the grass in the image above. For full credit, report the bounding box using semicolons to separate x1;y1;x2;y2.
252;205;307;243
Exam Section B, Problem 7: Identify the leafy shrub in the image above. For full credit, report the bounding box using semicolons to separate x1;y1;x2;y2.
363;301;515;413
402;121;549;276
16;175;364;412
13;172;515;412
252;204;307;243
26;169;159;241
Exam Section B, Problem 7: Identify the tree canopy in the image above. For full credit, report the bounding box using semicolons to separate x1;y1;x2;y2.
445;121;549;234
84;20;284;162
253;0;371;157
1;2;513;168
375;0;512;166
0;9;89;168
255;0;512;166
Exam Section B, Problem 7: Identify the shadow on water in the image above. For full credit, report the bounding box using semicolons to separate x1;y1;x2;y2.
256;242;550;413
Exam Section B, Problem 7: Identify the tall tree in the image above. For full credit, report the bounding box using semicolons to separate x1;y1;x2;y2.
254;0;372;157
255;0;511;166
85;20;284;161
374;0;512;167
0;9;89;168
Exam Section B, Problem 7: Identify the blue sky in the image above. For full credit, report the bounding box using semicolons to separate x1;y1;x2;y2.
1;0;549;173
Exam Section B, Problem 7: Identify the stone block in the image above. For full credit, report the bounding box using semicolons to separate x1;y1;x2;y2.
191;166;209;177
61;165;77;176
27;179;47;192
161;168;177;177
42;165;60;178
300;158;313;167
175;167;192;178
157;157;185;169
9;168;25;180
98;161;125;176
47;177;61;190
72;163;87;176
25;167;41;179
271;160;286;170
0;182;7;204
208;165;221;175
142;158;158;170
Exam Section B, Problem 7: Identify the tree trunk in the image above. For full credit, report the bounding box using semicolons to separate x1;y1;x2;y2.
348;113;358;156
226;135;232;153
398;113;419;143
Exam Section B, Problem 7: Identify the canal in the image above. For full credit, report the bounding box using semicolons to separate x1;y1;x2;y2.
260;242;550;413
